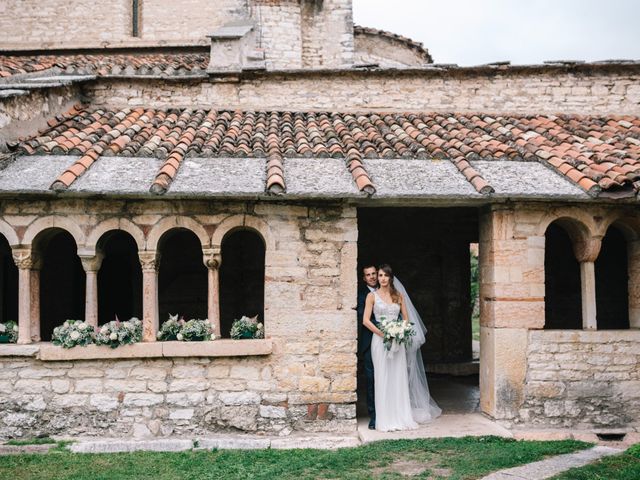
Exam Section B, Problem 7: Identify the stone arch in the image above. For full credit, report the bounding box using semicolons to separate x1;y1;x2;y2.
86;218;145;254
601;213;640;242
537;211;595;242
212;214;275;253
0;219;20;246
146;216;210;251
22;216;86;248
544;218;584;329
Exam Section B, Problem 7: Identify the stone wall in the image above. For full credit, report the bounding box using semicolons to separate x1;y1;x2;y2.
0;86;83;151
254;0;303;69
354;32;428;68
87;68;640;115
521;330;640;431
0;199;359;438
0;0;247;49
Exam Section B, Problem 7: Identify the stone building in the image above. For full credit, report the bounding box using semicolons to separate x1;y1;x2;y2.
0;0;638;440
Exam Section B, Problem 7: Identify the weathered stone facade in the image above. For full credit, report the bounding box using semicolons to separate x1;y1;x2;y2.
87;68;640;115
521;330;640;431
0;199;358;437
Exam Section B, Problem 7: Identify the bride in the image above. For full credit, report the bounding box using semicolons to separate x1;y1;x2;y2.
362;264;441;431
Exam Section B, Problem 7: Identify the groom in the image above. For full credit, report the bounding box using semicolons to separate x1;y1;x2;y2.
357;264;378;429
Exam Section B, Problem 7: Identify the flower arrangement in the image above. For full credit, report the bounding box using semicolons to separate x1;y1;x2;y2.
52;320;94;349
379;315;415;352
230;315;264;340
0;321;18;343
157;314;216;342
95;317;142;349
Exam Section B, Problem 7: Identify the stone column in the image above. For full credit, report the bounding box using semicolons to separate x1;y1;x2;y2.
139;251;160;342
80;253;104;328
204;251;222;337
12;248;40;344
573;236;601;331
628;239;640;328
478;206;544;420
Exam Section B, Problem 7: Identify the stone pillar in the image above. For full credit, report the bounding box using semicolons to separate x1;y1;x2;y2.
628;239;640;328
80;253;104;328
204;251;222;337
139;251;160;342
478;206;545;420
30;269;40;342
12;248;40;344
573;236;601;331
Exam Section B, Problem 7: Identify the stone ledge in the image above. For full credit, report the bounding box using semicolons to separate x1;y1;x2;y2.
0;344;39;357
0;339;273;361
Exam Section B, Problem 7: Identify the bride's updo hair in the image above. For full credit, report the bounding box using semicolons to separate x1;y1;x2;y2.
378;264;401;304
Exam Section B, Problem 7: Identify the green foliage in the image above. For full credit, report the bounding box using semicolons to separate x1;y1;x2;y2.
95;318;142;349
0;436;590;480
0;320;18;343
5;437;57;446
51;320;94;348
157;315;215;342
230;316;264;340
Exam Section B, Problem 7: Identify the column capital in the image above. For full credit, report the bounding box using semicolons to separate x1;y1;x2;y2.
79;252;105;272
11;248;41;270
139;251;161;273
204;253;222;270
574;236;602;263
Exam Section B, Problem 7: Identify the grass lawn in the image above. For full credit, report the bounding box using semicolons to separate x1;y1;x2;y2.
551;444;640;480
0;436;590;480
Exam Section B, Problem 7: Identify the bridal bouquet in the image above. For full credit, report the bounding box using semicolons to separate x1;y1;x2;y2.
378;315;415;352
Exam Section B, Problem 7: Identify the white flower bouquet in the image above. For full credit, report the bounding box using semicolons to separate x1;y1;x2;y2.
379;315;415;352
230;315;264;340
157;314;216;342
0;321;18;343
95;317;142;349
52;320;94;349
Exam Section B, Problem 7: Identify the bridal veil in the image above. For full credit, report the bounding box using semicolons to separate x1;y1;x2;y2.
394;277;442;422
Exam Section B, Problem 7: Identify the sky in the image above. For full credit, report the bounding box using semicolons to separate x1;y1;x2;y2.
352;0;640;66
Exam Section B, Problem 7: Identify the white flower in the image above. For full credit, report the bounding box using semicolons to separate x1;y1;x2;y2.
0;324;6;333
210;333;216;340
63;321;70;327
177;333;184;341
156;332;162;339
12;324;18;332
100;326;109;334
109;332;118;341
257;324;263;330
78;322;88;330
70;331;80;341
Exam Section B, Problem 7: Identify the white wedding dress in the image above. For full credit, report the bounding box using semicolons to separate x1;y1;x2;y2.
371;288;442;431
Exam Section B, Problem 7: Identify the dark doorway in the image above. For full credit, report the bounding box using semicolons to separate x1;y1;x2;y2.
0;235;18;324
596;226;629;329
357;207;480;419
97;231;143;324
38;229;86;340
545;222;582;329
158;228;207;324
219;229;265;338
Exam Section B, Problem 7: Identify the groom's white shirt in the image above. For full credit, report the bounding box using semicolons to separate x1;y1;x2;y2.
367;286;376;293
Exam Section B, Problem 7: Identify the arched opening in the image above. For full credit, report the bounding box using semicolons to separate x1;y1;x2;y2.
596;226;629;329
36;228;85;340
220;229;265;338
544;222;582;329
0;235;18;325
97;230;143;324
158;228;207;324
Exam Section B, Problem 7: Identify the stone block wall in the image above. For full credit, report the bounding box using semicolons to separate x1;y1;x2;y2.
254;0;303;69
87;69;640;115
480;203;640;430
0;86;82;151
521;330;640;431
0;199;359;438
300;0;354;68
354;32;428;68
0;0;248;49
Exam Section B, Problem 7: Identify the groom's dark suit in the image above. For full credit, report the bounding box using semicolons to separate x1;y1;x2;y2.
357;283;376;428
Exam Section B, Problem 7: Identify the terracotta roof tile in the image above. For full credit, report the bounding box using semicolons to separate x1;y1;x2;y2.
0;52;209;78
16;108;640;197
